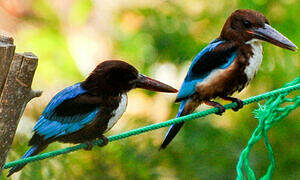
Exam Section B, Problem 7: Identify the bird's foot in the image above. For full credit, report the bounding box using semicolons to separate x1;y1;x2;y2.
84;141;95;151
221;96;243;112
204;100;225;115
83;136;108;150
98;135;109;147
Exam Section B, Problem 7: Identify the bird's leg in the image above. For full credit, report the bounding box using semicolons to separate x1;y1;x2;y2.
204;100;225;116
221;96;243;112
98;135;109;147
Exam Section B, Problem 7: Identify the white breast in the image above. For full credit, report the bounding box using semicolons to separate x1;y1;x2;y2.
245;39;263;82
105;94;128;132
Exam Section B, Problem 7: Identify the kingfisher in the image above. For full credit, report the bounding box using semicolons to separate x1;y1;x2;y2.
160;9;297;150
8;60;177;176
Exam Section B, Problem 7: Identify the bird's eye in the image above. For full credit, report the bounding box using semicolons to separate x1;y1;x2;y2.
243;20;252;28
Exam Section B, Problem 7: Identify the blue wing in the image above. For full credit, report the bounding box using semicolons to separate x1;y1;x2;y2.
33;83;100;140
176;39;238;102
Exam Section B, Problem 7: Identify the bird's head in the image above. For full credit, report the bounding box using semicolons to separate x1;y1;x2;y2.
82;60;177;95
220;9;297;51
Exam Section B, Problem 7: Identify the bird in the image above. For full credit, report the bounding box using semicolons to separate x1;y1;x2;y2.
7;60;178;176
160;9;297;150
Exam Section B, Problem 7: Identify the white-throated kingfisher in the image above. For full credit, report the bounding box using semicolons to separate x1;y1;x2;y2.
8;60;177;176
160;9;297;149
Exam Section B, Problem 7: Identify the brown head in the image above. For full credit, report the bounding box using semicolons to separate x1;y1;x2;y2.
81;60;178;95
220;9;297;51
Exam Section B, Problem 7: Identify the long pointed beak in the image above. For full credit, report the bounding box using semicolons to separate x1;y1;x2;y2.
135;74;178;93
248;24;297;51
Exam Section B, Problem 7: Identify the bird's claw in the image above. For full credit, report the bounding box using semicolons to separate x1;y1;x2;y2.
98;136;108;147
204;100;226;116
221;96;244;112
83;136;108;150
215;106;226;115
84;141;94;151
232;98;243;112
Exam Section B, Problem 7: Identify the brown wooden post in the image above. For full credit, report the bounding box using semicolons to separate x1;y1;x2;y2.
0;35;41;176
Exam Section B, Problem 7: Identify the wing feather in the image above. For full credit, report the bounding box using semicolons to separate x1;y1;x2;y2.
176;39;238;102
33;83;101;140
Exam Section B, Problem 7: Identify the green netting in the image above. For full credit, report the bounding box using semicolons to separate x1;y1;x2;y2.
3;77;300;179
236;77;300;180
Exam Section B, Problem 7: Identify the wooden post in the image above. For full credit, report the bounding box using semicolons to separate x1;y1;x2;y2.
0;35;41;176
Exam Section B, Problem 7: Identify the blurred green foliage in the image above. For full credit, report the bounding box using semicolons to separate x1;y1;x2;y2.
2;0;299;179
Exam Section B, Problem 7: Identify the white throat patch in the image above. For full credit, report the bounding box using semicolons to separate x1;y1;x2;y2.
105;94;128;132
245;39;263;82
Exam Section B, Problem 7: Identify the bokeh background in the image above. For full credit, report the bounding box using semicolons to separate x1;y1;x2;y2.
1;0;299;179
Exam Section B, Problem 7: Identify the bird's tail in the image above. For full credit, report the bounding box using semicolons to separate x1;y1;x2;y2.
159;100;188;150
7;144;47;177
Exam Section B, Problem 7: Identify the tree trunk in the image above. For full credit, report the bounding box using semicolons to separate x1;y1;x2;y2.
0;35;41;176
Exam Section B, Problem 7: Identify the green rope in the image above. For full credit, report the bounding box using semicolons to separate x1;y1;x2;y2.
4;77;300;179
236;77;300;180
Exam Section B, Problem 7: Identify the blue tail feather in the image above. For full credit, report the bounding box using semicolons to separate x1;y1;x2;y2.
7;146;38;177
160;100;187;150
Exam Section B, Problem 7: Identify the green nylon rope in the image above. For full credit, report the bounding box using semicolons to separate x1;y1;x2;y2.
4;77;300;178
236;77;300;180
